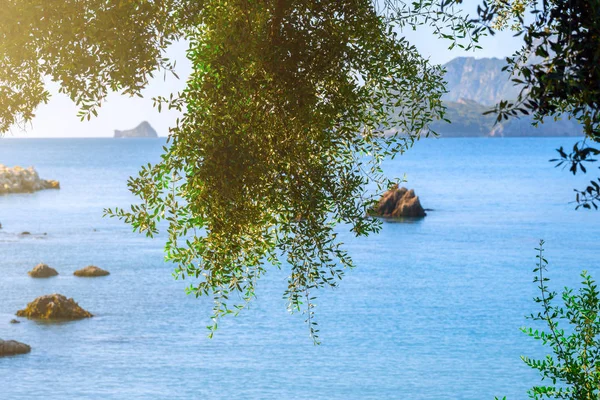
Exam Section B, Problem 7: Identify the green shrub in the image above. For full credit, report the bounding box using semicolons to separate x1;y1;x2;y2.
498;240;600;399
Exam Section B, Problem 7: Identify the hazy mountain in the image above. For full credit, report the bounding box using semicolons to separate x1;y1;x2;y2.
430;98;495;137
442;57;521;106
434;57;583;137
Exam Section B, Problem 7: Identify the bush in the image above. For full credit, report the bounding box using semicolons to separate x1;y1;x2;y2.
498;240;600;399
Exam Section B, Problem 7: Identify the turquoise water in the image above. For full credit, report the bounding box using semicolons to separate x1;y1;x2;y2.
0;138;598;399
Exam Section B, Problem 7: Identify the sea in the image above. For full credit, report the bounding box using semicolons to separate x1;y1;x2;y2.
0;137;598;399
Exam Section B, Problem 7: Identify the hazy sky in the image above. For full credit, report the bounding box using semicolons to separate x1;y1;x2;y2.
8;15;523;138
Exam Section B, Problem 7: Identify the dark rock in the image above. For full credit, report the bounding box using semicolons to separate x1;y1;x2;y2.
9;319;20;324
370;185;426;218
0;339;31;357
114;121;158;138
28;263;59;278
21;232;31;235
16;294;93;320
74;265;110;277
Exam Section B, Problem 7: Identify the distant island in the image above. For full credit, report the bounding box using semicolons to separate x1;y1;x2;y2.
114;121;158;138
431;57;583;138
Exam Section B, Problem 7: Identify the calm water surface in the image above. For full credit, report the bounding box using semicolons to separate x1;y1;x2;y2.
0;138;598;399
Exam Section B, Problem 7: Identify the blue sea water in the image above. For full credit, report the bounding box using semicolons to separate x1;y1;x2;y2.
0;137;598;400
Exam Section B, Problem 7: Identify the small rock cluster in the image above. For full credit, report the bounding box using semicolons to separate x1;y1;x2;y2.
27;263;110;278
4;263;110;356
0;164;60;195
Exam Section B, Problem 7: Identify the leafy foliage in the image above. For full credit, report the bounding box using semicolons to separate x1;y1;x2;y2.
0;1;447;340
388;0;488;51
520;241;600;399
551;144;600;209
458;0;600;139
407;0;600;208
109;0;447;342
0;0;203;131
473;0;600;208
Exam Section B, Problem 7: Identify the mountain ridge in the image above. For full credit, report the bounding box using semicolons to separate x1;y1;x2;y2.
433;57;583;137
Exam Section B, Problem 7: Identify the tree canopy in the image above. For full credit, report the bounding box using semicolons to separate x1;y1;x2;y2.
413;0;600;208
478;0;600;209
1;0;447;340
0;0;196;130
4;0;600;340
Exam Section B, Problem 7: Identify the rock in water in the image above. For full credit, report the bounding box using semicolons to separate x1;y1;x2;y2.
28;263;59;278
114;121;158;138
371;185;426;218
0;339;31;357
16;294;93;320
74;265;110;277
9;319;20;324
0;164;60;195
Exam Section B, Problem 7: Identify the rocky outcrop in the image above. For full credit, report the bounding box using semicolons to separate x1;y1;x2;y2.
114;121;158;138
0;164;59;195
0;339;31;357
16;294;93;320
74;266;110;277
371;185;426;218
28;263;59;278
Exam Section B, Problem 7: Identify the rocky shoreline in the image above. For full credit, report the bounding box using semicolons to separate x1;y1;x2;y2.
2;259;107;357
0;164;59;195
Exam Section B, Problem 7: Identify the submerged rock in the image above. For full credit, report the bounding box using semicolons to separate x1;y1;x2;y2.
370;185;426;218
0;164;59;195
114;121;158;138
16;294;93;320
28;263;59;278
0;339;31;357
9;319;20;324
74;265;110;277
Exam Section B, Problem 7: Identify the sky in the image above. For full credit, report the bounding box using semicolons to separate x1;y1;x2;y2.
7;10;524;138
